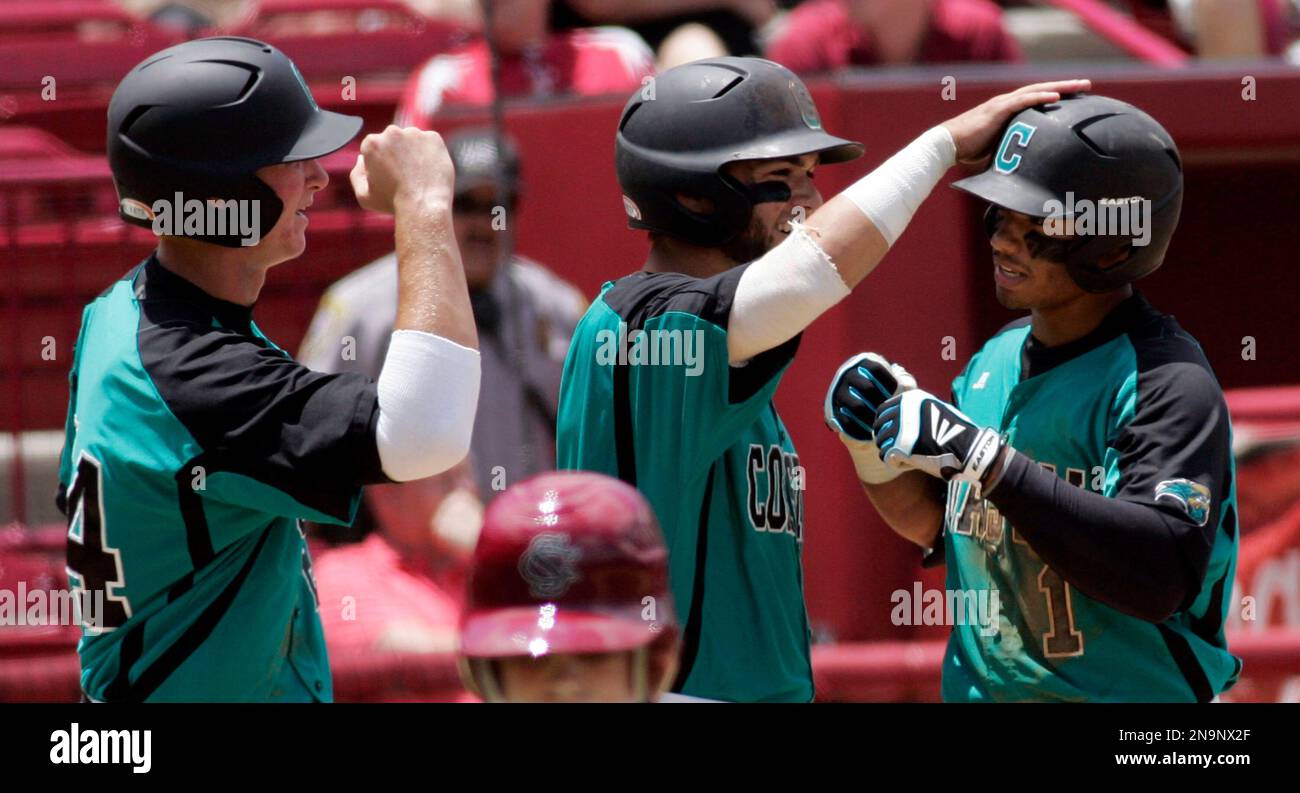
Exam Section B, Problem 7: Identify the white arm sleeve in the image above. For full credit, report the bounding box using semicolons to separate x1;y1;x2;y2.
727;126;957;364
728;222;850;364
841;125;956;246
375;329;481;482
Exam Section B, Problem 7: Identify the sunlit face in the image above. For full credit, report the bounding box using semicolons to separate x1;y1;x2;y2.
253;158;328;267
719;152;822;264
987;208;1090;311
453;184;512;292
495;651;638;703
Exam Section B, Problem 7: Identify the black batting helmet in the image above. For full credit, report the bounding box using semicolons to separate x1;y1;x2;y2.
951;94;1183;292
615;57;863;246
107;36;362;248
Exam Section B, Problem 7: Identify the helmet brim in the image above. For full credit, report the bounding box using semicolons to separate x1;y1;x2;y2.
282;109;363;163
726;129;864;166
951;169;1073;219
460;605;666;658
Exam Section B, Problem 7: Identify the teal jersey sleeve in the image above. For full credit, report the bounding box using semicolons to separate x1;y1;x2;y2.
134;274;389;527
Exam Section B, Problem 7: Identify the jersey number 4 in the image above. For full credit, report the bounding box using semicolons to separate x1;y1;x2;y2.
66;452;132;632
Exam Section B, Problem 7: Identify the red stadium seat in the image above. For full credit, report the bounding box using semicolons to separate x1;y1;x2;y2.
0;524;80;663
0;651;81;702
233;0;471;80
0;1;138;38
0;126;83;160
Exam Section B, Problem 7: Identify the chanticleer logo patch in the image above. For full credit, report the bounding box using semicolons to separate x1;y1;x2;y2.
1154;478;1212;527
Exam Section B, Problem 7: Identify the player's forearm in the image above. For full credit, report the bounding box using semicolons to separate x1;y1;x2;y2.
862;470;945;550
392;194;479;351
987;451;1204;623
373;195;483;482
812;125;956;288
726;127;953;363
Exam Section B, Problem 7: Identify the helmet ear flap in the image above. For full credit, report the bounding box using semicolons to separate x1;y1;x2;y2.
652;170;753;246
1063;189;1182;292
111;144;285;248
1065;236;1135;293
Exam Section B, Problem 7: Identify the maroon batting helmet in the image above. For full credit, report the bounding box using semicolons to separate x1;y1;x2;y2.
459;471;679;701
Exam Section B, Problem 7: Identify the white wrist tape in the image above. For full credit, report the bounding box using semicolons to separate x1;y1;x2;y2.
842;435;904;484
841;126;956;246
728;221;851;364
376;329;481;481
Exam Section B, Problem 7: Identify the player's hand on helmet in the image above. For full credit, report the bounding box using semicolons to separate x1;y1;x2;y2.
942;80;1092;166
824;352;916;484
873;390;1006;493
351;125;456;215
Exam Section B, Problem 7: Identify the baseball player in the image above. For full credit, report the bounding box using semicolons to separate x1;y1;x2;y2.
458;470;679;703
825;95;1240;702
57;38;482;701
556;55;1089;702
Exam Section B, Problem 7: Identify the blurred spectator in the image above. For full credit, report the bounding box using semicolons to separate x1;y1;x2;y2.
1161;0;1298;59
767;0;1021;73
299;128;587;501
314;460;481;655
148;3;217;34
119;0;256;30
1118;0;1264;58
1097;2;1300;61
549;0;778;69
395;0;653;127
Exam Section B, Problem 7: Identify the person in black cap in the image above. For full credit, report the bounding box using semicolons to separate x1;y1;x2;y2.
301;127;586;504
57;37;482;701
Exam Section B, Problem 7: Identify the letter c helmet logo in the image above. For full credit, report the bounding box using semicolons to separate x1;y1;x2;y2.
995;122;1037;174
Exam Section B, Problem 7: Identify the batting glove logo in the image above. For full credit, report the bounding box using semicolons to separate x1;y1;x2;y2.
874;390;1005;489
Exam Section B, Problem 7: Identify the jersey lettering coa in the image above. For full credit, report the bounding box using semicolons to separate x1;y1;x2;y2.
58;257;389;701
557;264;811;702
943;293;1240;702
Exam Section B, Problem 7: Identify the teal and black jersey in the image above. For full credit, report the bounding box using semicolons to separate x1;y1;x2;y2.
57;256;390;702
941;292;1240;702
557;265;810;703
